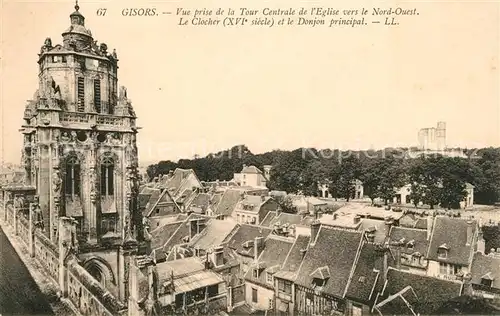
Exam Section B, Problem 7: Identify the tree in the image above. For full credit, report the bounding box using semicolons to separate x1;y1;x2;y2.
335;154;361;201
274;195;297;214
359;158;382;205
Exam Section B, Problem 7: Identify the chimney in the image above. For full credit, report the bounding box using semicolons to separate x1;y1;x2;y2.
316;210;323;220
395;246;401;269
212;246;224;267
310;221;321;245
300;248;307;259
254;236;264;260
384;218;393;238
189;218;199;239
466;221;473;246
353;215;361;225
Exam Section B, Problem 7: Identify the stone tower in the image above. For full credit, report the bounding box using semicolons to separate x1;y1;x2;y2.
20;1;142;245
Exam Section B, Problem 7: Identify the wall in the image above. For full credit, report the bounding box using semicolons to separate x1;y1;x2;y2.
1;203;126;316
427;260;469;280
245;282;274;311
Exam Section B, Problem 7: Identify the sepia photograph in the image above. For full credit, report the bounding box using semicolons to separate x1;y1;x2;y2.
0;0;499;315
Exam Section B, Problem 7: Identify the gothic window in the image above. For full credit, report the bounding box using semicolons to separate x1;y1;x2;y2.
65;156;81;198
77;77;85;112
94;79;101;113
100;156;114;196
101;215;116;233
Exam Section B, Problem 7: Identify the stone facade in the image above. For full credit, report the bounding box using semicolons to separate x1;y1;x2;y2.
20;2;141;245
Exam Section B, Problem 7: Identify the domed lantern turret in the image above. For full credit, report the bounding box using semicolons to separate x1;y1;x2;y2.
62;1;93;51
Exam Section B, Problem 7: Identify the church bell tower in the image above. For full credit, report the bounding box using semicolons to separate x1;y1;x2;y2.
21;1;142;245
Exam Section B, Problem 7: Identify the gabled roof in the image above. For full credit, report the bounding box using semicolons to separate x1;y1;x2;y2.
426;216;477;266
389;226;429;256
345;242;387;304
189;218;238;251
241;165;263;174
235;195;274;214
263;212;315;228
295;225;364;298
143;188;181;217
222;224;272;257
244;235;294;287
281;234;310;274
470;252;500;289
374;286;418;316
150;221;184;250
188;193;211;212
152;213;208;260
358;219;390;244
215;189;244;216
381;268;463;314
160;168;202;197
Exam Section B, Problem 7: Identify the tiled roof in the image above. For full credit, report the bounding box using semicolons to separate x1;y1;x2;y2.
160;168;201;197
189;218;238;251
265;212;315;228
150;221;184;250
143;189;162;216
241;165;263;174
189;193;211;211
358;219;390;244
143;188;181;217
260;211;277;227
382;268;463;314
470;252;500;289
399;214;429;230
427;216;477;266
295;226;364;298
235;195;272;214
245;235;294;287
345;243;386;304
215;189;244;216
281;234;310;273
222;224;272;257
161;214;208;253
375;286;418;316
389;226;429;256
138;193;152;209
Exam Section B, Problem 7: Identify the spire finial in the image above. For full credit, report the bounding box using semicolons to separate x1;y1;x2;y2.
75;0;79;11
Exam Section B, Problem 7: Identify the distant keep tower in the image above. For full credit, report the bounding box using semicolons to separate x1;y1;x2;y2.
436;121;446;151
20;1;142;245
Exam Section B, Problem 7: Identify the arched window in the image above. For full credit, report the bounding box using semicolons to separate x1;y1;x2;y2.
100;156;114;196
65;156;81;198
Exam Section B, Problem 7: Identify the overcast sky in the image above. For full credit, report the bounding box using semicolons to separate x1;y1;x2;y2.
1;0;499;165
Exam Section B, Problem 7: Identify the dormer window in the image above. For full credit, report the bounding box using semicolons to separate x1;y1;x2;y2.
481;272;494;287
310;266;330;288
438;243;449;259
266;272;274;284
253;269;259;278
407;240;415;250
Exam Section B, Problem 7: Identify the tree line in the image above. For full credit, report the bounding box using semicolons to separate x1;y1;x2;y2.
146;145;500;208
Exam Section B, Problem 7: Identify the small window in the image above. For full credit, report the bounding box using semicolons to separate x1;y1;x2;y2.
252;288;258;303
253;269;259;278
156;209;160;215
267;272;273;284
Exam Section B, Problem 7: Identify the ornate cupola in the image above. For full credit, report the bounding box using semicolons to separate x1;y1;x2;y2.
62;0;93;51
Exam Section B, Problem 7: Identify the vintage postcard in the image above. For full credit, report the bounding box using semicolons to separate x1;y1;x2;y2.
0;0;499;315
